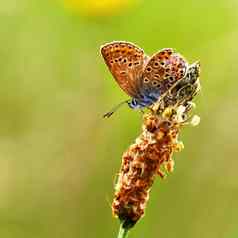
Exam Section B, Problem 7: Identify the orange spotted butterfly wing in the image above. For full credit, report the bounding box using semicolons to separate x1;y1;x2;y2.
101;41;188;109
101;41;148;99
141;48;187;95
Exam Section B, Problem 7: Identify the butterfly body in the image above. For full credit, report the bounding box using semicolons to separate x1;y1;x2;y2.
128;90;161;109
101;41;188;110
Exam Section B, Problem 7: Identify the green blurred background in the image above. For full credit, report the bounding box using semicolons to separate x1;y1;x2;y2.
0;0;238;237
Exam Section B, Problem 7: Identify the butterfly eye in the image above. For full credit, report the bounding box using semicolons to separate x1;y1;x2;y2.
143;77;149;83
123;59;127;63
128;62;132;67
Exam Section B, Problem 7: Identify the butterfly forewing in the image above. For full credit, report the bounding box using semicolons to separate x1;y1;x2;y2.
101;42;146;98
141;48;188;95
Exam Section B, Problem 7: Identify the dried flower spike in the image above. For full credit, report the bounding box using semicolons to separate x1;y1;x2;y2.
111;62;201;237
112;105;192;230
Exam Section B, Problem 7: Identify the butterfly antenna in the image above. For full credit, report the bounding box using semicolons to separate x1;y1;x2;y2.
103;100;130;118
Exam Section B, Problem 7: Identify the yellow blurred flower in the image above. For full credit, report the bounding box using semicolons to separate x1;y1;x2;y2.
63;0;138;16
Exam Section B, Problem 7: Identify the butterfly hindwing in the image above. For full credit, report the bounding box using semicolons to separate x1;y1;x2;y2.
101;41;146;98
141;48;188;96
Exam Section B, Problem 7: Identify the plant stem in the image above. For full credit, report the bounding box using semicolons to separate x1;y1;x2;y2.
117;223;129;238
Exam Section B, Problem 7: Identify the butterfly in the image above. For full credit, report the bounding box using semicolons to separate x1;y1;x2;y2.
101;41;189;117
